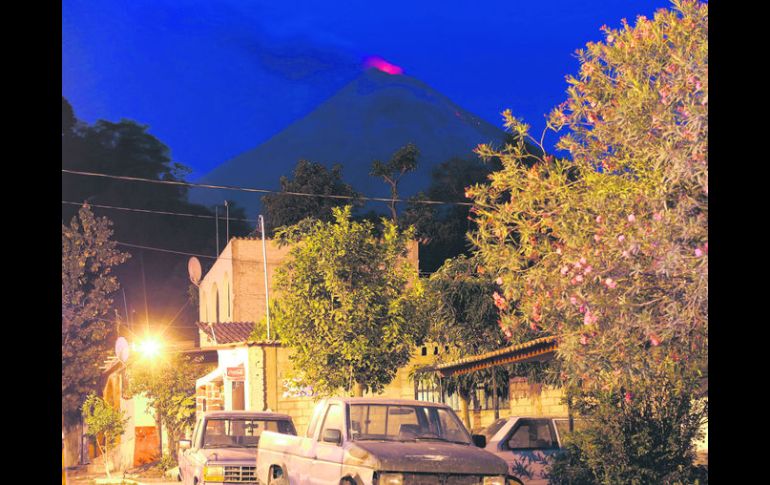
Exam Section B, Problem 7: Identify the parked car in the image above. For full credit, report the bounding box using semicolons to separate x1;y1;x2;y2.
256;397;519;485
178;410;297;485
480;417;586;485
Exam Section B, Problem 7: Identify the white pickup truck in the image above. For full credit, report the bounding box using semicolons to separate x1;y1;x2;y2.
256;397;514;485
178;410;297;485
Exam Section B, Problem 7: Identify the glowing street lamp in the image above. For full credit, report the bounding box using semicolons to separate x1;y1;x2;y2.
135;336;163;360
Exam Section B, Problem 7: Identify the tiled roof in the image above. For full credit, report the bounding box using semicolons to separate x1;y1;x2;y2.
196;321;255;344
433;336;559;377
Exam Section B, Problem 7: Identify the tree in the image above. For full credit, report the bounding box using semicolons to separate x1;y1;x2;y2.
401;157;502;273
62;100;251;328
62;205;130;426
467;1;707;480
128;354;208;461
370;143;419;221
82;394;128;478
422;255;509;427
261;159;360;235
271;206;425;396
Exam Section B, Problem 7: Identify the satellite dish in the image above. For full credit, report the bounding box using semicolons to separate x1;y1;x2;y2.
115;337;130;363
188;257;202;286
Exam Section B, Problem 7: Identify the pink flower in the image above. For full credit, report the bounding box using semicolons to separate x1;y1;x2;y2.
578;304;587;313
704;242;708;253
580;335;589;345
530;321;540;330
627;214;636;223
583;309;597;326
556;247;562;255
596;215;603;223
575;274;584;283
503;328;513;339
570;278;577;285
695;248;703;257
496;277;503;286
649;334;661;347
583;265;592;275
618;235;626;243
622;250;630;258
580;257;587;265
561;266;570;275
573;260;583;269
594;235;601;242
624;392;633;404
653;212;662;221
605;278;617;289
570;296;579;305
492;291;509;310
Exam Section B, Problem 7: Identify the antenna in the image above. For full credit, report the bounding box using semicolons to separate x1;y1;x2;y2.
215;206;220;255
224;200;230;243
188;257;202;287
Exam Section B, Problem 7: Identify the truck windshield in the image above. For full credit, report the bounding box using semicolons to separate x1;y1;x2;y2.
202;418;296;448
348;404;471;444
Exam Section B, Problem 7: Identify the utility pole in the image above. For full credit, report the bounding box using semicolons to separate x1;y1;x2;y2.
259;215;271;340
215;206;220;256
224;200;230;244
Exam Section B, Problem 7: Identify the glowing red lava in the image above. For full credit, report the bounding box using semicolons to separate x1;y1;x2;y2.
363;56;403;75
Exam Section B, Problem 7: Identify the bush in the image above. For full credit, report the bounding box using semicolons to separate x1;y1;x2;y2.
548;370;707;484
158;453;177;472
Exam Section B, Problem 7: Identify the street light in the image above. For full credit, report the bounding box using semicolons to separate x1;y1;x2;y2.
135;336;163;360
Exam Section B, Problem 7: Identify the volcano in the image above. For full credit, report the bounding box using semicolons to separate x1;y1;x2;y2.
191;68;507;216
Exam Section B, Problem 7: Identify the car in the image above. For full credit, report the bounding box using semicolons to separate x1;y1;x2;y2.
480;416;586;485
256;397;519;484
178;410;297;485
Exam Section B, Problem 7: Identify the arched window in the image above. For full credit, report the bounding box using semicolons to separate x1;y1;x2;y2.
222;274;231;321
210;283;219;323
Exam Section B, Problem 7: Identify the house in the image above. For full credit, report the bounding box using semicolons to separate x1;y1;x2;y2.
191;236;561;433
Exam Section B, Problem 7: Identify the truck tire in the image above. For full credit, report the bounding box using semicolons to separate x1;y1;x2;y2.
268;466;289;485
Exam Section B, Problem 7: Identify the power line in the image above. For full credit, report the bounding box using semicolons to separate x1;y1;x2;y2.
115;239;435;277
62;200;256;223
62;169;474;207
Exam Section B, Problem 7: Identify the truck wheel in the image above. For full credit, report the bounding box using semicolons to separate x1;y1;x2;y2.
268;466;289;485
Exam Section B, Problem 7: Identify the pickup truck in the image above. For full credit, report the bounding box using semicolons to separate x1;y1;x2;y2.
479;416;587;485
178;410;297;485
256;397;514;485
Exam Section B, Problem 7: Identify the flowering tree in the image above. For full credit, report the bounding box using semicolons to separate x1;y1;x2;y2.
272;206;425;397
467;1;707;480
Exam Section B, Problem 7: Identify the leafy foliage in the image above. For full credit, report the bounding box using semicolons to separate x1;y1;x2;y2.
271;206;425;396
370;143;419;221
62;99;251;327
548;366;708;484
62;205;130;426
261;159;360;236
128;354;209;461
419;255;512;424
82;393;128;478
466;0;707;479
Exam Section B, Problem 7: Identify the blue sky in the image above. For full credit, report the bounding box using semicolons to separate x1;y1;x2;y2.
63;0;672;180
